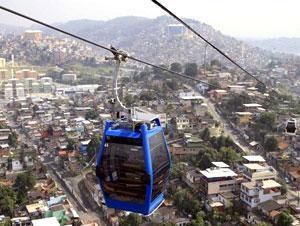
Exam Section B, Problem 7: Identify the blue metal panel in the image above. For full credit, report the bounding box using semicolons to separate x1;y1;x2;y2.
96;118;170;215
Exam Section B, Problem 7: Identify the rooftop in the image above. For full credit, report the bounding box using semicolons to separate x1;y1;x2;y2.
200;167;237;179
211;162;229;168
26;201;48;213
243;163;266;170
32;217;60;226
236;112;253;116
243;155;265;162
243;103;262;108
242;179;281;189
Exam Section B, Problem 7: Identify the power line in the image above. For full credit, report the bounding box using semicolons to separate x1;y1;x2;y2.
151;0;267;88
0;5;250;98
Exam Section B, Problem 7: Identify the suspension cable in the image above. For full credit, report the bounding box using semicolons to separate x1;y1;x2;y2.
0;5;253;99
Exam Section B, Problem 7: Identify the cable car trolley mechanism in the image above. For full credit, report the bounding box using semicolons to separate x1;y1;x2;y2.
96;47;171;215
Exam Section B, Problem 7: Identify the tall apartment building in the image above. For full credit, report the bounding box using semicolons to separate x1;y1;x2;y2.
15;69;38;80
4;79;25;99
23;30;42;42
0;69;9;80
0;58;6;68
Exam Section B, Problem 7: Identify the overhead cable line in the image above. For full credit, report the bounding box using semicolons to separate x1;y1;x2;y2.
0;5;249;98
151;0;267;88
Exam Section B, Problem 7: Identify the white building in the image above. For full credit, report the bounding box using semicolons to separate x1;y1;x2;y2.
199;164;242;195
16;83;25;98
0;58;5;68
62;73;77;82
4;84;13;99
240;180;281;209
42;82;52;93
40;77;53;84
12;160;23;171
243;163;277;182
32;82;40;93
32;217;60;226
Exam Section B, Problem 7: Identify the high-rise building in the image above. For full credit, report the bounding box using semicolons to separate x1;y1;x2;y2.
0;58;6;68
16;83;25;98
42;82;52;93
23;30;42;42
4;84;13;100
0;69;9;80
24;78;36;93
15;69;38;80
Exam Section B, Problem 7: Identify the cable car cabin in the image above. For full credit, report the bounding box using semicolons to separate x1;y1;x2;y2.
95;118;171;215
286;118;297;135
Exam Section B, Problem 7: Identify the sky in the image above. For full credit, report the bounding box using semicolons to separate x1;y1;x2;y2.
0;0;299;38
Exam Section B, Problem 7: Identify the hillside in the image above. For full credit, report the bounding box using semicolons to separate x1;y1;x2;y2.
245;37;300;56
39;16;273;69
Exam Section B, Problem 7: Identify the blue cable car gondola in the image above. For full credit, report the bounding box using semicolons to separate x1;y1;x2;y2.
96;118;171;215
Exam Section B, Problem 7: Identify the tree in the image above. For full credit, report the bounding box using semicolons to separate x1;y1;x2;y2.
276;211;293;226
184;63;198;77
119;213;143;226
253;112;276;133
87;134;101;161
170;62;182;73
173;189;201;216
13;171;36;204
67;138;76;151
47;125;54;136
85;109;98;120
210;59;221;67
200;128;210;141
8;132;18;148
264;136;278;152
188;211;206;226
256;83;267;93
0;185;16;216
32;104;39;113
123;94;135;107
219;147;241;166
222;93;250;113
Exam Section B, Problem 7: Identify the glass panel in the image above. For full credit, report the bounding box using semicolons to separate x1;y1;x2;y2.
97;136;148;204
149;131;170;201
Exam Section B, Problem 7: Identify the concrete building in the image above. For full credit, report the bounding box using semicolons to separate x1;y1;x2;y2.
62;73;77;82
32;217;60;226
0;69;9;80
32;82;40;93
42;82;52;93
24;78;36;93
167;24;186;36
23;30;42;42
40;77;53;84
15;69;38;80
16;83;25;98
199;164;241;195
4;84;13;100
243;163;277;182
240;180;281;209
0;58;5;68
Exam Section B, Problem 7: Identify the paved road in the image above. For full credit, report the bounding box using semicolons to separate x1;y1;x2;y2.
47;164;106;225
203;97;253;154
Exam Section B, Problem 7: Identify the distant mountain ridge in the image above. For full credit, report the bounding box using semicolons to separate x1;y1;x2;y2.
42;16;272;69
2;16;298;69
245;37;300;56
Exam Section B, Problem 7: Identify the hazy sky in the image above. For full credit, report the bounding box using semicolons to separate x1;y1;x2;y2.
0;0;299;38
